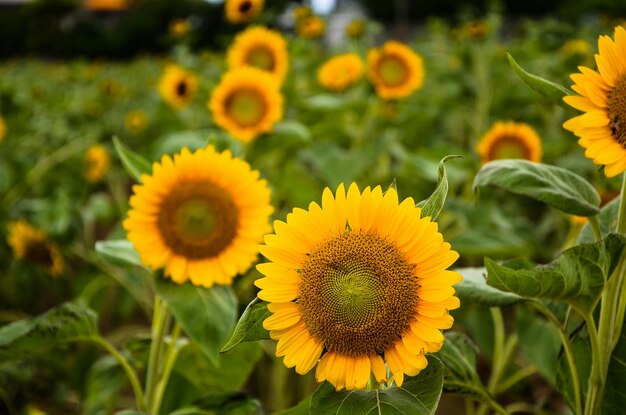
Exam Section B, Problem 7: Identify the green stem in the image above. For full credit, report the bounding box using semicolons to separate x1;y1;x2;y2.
145;295;170;411
92;336;147;412
476;308;507;415
583;312;603;415
150;323;184;414
588;215;603;242
495;365;538;395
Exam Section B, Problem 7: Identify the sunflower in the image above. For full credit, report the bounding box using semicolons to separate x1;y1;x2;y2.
318;53;364;92
227;26;289;83
225;0;264;24
157;65;199;109
7;220;64;276
293;5;312;22
209;67;283;143
0;114;5;142
125;109;148;133
367;41;425;100
255;183;461;390
123;146;273;286
297;16;325;39
563;26;626;177
169;18;191;38
477;121;542;164
346;19;366;39
85;144;110;183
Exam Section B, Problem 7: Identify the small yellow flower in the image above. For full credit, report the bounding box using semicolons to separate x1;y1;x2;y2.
7;220;64;277
477;121;542;164
367;41;425;100
125;110;149;133
297;16;325;39
85;144;110;183
225;0;264;24
169;18;191;38
227;26;289;83
157;64;199;109
293;5;312;22
209;67;283;143
346;19;366;39
0;114;6;142
318;53;364;91
560;39;592;58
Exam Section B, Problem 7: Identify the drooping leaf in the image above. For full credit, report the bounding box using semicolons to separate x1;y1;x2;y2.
578;197;620;243
95;239;143;268
155;278;238;365
309;355;443;415
418;155;462;220
272;120;312;142
438;333;488;401
221;297;270;352
485;234;626;314
474;159;601;216
0;302;98;363
455;267;524;306
506;53;573;107
113;136;152;182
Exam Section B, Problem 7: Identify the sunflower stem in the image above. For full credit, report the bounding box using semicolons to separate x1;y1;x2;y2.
476;307;508;415
144;295;170;412
588;215;602;242
150;323;184;415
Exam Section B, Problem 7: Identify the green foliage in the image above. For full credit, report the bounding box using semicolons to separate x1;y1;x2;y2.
418;155;462;220
579;197;620;243
438;333;487;401
95;239;143;268
455;267;525;306
221;297;270;353
113;137;152;182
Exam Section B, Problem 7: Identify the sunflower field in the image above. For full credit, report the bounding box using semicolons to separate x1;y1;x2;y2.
3;0;626;414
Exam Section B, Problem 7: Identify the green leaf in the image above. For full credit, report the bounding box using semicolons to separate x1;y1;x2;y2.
454;267;525;306
309;355;443;415
272;120;312;142
604;323;626;413
556;327;591;411
474;159;601;216
95;239;143;268
273;397;311;415
579;197;620;243
155;279;238;365
221;297;270;352
506;53;573;107
417;155;461;220
305;94;347;111
113;136;152;182
84;356;127;415
0;302;98;363
192;392;263;415
517;305;561;386
485;234;626;314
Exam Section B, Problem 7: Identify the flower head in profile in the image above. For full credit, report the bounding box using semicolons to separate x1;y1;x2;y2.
227;26;289;83
85;144;110;183
7;220;64;277
157;65;199;109
225;0;264;24
367;41;425;100
124;147;273;286
209;67;283;143
125;110;148;133
318;53;364;92
563;26;626;177
477;121;542;164
255;183;461;390
297;16;325;39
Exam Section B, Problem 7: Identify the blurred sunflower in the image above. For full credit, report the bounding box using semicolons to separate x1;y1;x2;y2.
0;114;6;142
7;220;64;277
124;147;273;286
563;26;626;177
157;65;199;109
125;110;148;133
318;53;364;92
477;121;542;164
255;183;461;390
297;16;325;39
227;26;289;83
293;5;312;22
209;67;283;143
85;144;110;183
225;0;264;24
169;18;191;38
367;41;425;100
346;19;365;39
560;39;592;59
463;20;489;40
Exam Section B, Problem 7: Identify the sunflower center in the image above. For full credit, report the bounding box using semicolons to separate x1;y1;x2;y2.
157;180;238;259
377;55;408;87
487;136;530;160
24;239;54;269
247;47;275;71
608;74;626;146
238;0;252;13
298;232;418;356
176;80;188;97
225;89;267;127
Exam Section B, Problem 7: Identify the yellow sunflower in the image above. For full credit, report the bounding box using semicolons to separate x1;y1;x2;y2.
318;53;364;92
225;0;264;24
7;220;64;277
477;121;542;164
0;114;6;142
85;144;110;183
346;19;366;39
157;64;199;109
367;41;425;100
563;26;626;177
297;16;325;39
124;109;148;133
123;146;273;286
209;67;283;143
255;183;461;390
227;26;289;83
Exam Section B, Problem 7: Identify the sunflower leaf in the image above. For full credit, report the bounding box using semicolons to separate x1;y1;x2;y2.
506;53;573;107
309;355;443;415
113;136;152;182
155;279;238;365
0;302;99;363
473;159;601;216
485;233;626;314
578;197;620;243
454;267;524;306
418;155;462;220
220;297;270;353
95;239;143;268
